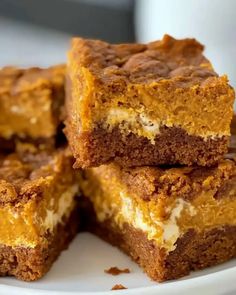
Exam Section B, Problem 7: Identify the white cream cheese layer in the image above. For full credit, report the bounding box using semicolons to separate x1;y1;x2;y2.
43;184;79;231
104;108;160;144
94;188;196;252
95;192;196;251
0;183;79;248
103;107;227;142
118;193;196;251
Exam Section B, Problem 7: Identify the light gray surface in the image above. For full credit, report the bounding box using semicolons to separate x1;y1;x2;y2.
0;16;70;67
0;0;134;43
69;0;133;9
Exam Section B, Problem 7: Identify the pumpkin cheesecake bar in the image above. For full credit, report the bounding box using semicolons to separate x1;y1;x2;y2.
66;35;235;168
0;147;79;281
80;150;236;281
0;65;65;151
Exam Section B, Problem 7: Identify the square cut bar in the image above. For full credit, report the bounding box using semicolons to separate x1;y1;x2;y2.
66;35;235;168
0;147;80;281
80;143;236;281
0;65;65;150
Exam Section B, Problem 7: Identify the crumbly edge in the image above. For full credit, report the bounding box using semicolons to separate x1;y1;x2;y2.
0;205;79;281
88;214;236;282
104;160;236;202
0;147;75;206
65;123;228;168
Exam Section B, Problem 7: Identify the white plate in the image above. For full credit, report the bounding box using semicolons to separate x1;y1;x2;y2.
0;233;235;295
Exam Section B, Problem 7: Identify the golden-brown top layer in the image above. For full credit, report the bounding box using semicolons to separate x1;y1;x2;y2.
0;147;74;206
70;35;215;85
88;156;236;203
67;35;235;140
0;65;65;95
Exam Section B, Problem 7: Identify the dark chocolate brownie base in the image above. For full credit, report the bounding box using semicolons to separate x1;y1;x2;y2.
230;115;236;154
0;137;55;153
90;218;236;282
0;126;66;153
65;124;228;168
0;206;79;281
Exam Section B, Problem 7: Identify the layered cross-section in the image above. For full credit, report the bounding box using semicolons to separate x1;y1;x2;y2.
66;35;235;168
0;147;79;281
80;152;236;281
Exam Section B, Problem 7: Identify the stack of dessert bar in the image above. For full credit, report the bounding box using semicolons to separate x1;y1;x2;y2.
0;66;80;281
66;35;236;281
0;34;235;283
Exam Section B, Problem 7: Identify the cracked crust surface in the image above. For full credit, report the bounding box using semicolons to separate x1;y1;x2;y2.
84;154;236;203
68;35;214;85
0;147;74;206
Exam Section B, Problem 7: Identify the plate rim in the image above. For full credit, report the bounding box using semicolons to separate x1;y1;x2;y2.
0;263;235;295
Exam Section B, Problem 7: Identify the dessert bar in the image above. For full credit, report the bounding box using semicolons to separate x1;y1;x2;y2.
66;35;235;168
80;145;236;281
0;65;65;150
0;147;79;281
